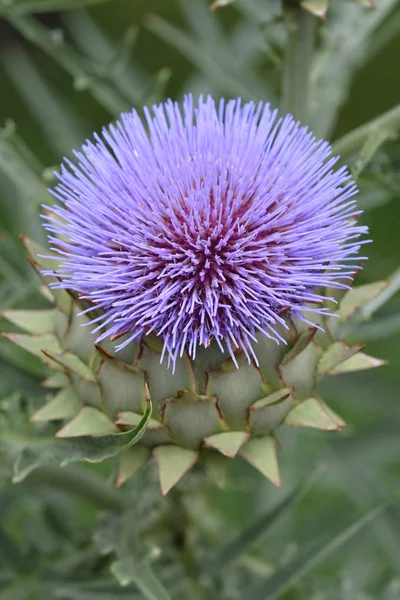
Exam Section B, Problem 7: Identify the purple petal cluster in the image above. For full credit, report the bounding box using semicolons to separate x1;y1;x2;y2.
44;95;367;367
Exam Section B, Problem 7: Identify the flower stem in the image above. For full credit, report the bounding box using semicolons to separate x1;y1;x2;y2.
282;2;316;123
169;488;210;600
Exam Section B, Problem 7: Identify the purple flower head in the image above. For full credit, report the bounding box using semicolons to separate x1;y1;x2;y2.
44;95;367;368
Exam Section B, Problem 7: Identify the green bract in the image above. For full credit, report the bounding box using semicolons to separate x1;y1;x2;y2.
2;236;386;495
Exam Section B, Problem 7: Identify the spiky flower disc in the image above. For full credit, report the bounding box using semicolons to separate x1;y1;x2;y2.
44;95;366;367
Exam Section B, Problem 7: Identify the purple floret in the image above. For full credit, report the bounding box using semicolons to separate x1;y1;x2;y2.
43;95;367;368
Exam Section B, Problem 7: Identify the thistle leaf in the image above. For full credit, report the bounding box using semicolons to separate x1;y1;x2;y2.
153;446;198;495
300;1;329;19
249;389;294;435
116;446;151;487
203;431;249;458
1;309;57;335
42;350;96;382
139;345;194;419
240;436;280;486
279;343;318;400
13;392;152;471
162;392;221;449
56;407;117;437
2;332;62;359
30;386;81;422
339;281;390;320
328;352;387;374
318;342;364;375
280;327;317;365
207;358;264;428
20;235;58;272
62;395;151;463
285;397;345;430
41;372;70;388
358;267;400;319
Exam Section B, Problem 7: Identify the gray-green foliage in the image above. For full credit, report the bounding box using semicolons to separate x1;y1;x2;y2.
0;0;400;598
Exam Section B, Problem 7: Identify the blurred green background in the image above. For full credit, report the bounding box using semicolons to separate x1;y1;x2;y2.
0;1;400;598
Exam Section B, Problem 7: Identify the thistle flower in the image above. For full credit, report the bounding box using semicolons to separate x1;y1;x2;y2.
5;95;383;494
43;95;366;368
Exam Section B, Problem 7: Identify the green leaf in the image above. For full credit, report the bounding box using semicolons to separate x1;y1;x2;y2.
116;446;151;487
280;328;317;365
358;268;400;320
8;394;152;478
210;0;235;10
20;235;57;272
240;436;280;486
116;411;165;431
2;332;62;362
203;431;249;458
255;329;291;389
153;445;198;495
61;393;152;463
21;236;73;315
328;352;387;374
339;281;390;320
207;357;264;428
162;391;221;449
56;406;117;437
284;397;345;430
249;388;294;436
203;469;320;576
111;559;172;600
30;386;81;422
138;344;194;420
318;342;364;375
300;0;329;19
1;308;57;335
246;501;394;600
41;372;70;388
278;343;318;400
42;350;96;382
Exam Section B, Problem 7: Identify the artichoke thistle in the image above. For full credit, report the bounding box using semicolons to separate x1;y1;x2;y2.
3;96;386;495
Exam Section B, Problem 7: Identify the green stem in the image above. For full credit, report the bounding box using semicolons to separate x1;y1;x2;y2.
332;103;400;157
169;489;210;600
282;3;316;123
24;465;128;513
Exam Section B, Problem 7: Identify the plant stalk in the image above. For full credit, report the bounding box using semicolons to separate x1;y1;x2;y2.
282;2;316;124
